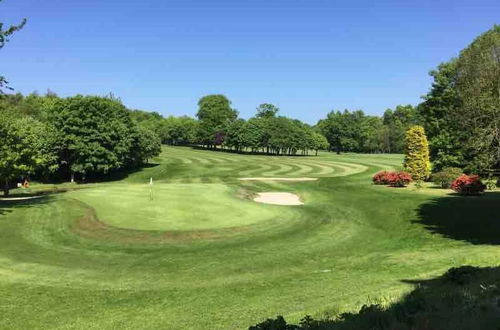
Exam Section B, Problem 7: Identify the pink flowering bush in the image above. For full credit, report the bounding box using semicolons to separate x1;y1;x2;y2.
373;171;412;187
451;175;486;195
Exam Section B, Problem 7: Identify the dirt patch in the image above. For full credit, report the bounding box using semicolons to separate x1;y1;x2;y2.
253;192;303;206
72;205;252;244
239;177;317;182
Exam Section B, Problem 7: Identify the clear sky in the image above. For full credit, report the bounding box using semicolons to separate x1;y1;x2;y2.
1;0;499;123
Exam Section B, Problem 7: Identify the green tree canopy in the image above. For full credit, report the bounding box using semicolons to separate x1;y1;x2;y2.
255;103;279;118
196;95;238;147
46;95;138;180
0;113;58;195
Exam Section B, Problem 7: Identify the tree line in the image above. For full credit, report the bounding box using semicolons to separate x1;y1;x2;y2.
129;96;415;156
0;93;161;195
418;25;500;173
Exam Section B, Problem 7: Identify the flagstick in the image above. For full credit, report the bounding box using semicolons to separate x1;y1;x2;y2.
149;177;153;201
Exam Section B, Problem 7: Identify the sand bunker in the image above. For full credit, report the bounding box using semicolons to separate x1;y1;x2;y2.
0;195;44;201
253;192;303;206
239;177;317;182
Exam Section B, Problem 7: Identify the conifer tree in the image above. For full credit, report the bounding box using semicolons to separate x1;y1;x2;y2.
404;125;431;181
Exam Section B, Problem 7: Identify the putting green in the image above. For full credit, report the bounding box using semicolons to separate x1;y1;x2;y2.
69;183;293;231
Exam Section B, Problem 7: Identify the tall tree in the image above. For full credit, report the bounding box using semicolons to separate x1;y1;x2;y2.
317;110;364;153
418;25;500;172
455;25;500;171
383;105;419;153
196;95;238;148
0;113;58;195
46;95;137;181
418;60;464;171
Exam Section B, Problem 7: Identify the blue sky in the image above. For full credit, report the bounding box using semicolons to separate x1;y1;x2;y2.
1;0;499;123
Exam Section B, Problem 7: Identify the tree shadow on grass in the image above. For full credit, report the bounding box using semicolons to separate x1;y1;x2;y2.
86;162;161;183
249;266;500;330
0;195;56;217
414;192;500;245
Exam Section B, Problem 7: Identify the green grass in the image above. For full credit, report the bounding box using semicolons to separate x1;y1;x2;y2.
69;183;295;231
0;146;499;329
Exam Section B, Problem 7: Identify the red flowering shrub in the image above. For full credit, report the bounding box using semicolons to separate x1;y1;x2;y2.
373;171;390;185
373;171;412;187
451;175;486;195
387;171;412;187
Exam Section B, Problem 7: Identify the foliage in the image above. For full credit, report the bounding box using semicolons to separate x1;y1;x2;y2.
196;94;238;147
418;60;464;171
130;125;162;164
431;167;463;188
45;95;153;180
317;107;416;154
382;105;420;153
256;103;279;118
403;125;430;181
311;132;329;155
386;171;412;187
455;25;500;172
451;174;486;195
372;171;390;185
373;170;412;187
0;112;58;195
222;114;328;156
317;110;363;153
485;179;497;191
418;25;500;172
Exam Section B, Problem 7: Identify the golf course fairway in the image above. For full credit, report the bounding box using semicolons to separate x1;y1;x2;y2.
1;146;499;329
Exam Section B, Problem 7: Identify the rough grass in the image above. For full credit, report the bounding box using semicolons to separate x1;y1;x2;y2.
0;146;499;329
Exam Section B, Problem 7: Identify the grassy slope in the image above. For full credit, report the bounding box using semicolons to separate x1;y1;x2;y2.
0;146;499;329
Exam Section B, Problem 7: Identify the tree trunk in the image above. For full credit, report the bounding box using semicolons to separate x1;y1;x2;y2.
3;179;9;197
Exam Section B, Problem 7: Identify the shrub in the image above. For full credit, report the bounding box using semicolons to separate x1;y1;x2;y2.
372;171;390;185
373;171;412;187
386;171;412;187
403;126;431;181
431;167;463;188
451;175;486;195
485;179;497;191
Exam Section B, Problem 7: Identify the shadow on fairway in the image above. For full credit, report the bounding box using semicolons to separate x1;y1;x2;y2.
0;195;54;216
88;162;161;182
249;266;500;330
414;192;500;245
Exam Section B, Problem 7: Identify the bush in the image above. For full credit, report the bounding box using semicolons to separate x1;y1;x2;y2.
373;171;412;187
372;171;390;185
431;167;463;188
451;175;486;195
387;171;412;187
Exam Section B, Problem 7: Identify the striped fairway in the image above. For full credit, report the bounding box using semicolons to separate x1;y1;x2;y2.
2;146;499;329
